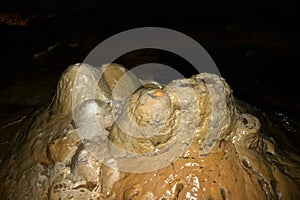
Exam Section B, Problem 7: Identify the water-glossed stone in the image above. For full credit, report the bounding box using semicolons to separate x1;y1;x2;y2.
0;63;299;199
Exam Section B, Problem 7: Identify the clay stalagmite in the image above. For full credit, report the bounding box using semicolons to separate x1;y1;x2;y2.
0;63;299;199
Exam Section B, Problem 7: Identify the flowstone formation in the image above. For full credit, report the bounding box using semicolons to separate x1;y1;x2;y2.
0;63;300;199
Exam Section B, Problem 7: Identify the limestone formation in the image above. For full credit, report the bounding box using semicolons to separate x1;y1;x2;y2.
0;63;299;199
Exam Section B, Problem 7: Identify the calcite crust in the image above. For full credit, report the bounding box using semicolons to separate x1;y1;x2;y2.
0;63;299;199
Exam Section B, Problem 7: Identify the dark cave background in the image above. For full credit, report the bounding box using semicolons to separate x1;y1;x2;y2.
0;1;299;145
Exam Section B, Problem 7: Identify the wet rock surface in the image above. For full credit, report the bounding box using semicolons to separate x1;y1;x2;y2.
0;64;299;199
0;2;299;198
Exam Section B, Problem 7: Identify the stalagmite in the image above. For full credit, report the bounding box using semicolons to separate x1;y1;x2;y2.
0;63;299;199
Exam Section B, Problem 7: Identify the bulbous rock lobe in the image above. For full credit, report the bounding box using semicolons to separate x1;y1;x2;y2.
0;63;299;200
